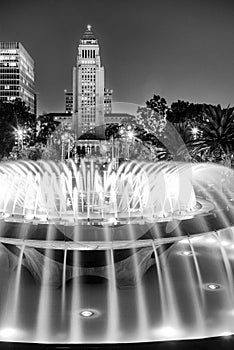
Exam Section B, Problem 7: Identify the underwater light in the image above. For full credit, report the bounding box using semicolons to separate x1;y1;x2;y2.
38;215;48;222
182;251;193;256
221;240;230;247
179;239;189;245
25;213;34;220
107;217;118;225
158;326;177;338
80;310;94;318
190;236;202;242
207;284;221;290
205;237;217;244
0;327;18;338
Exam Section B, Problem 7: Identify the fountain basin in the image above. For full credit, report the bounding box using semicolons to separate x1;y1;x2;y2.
0;160;234;344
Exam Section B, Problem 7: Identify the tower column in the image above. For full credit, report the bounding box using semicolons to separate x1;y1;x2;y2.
72;25;105;138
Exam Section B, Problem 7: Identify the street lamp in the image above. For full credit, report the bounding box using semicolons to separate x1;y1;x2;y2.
15;128;25;150
61;132;74;161
119;125;135;159
61;134;66;161
127;130;135;140
191;126;199;140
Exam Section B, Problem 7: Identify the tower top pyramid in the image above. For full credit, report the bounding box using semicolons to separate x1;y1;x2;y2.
81;24;97;41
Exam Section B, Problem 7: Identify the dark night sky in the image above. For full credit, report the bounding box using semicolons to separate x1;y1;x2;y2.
1;0;234;115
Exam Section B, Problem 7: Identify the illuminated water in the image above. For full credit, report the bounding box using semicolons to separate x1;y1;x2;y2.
0;160;234;344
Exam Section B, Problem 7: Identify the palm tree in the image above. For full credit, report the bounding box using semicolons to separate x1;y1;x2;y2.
189;104;234;164
154;121;195;161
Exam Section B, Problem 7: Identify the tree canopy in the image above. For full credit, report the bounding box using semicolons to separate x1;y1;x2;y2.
0;99;37;159
189;104;234;164
36;114;60;145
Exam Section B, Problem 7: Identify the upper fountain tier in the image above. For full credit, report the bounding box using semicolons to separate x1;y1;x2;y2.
0;159;204;224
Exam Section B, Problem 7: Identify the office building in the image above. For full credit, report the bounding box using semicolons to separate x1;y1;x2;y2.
0;42;36;114
72;25;106;138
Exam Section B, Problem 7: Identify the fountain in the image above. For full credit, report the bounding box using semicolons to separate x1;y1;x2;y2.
0;159;234;346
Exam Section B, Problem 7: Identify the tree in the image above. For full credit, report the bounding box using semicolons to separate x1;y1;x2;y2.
42;125;76;161
104;95;170;162
146;94;168;116
0;99;37;159
189;104;234;164
135;94;168;136
127;94;193;161
167;100;204;125
36;114;60;145
159;121;196;161
105;123;120;139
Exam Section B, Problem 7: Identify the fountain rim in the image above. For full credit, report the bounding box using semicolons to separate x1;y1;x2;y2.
0;197;214;226
0;230;220;251
0;331;233;345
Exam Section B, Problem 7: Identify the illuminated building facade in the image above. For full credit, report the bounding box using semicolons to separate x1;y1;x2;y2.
64;90;73;113
0;42;36;114
104;88;113;114
72;25;106;138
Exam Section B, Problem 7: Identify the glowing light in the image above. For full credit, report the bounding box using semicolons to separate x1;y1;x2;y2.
108;217;118;225
17;129;23;137
221;331;232;337
207;283;220;290
221;240;230;247
158;326;177;338
230;309;234;316
87;24;92;31
25;213;34;221
182;251;193;256
190;236;202;242
127;130;135;140
179;239;189;245
38;215;48;222
80;310;94;318
205;237;217;244
191;126;199;135
0;327;17;339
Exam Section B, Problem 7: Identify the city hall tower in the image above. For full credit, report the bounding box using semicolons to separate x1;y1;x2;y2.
72;25;105;138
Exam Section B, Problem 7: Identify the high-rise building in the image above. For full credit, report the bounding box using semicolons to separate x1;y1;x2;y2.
72;25;105;138
64;90;73;113
0;42;36;114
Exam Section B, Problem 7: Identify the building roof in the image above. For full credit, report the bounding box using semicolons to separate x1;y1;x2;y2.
105;113;135;119
78;131;106;141
41;112;72;118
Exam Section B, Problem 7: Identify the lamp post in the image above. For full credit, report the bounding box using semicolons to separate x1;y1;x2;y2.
15;128;25;150
61;132;75;162
191;126;199;140
61;134;65;161
119;125;135;159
